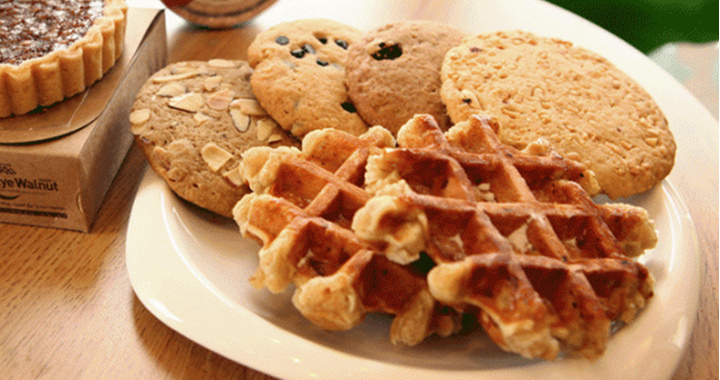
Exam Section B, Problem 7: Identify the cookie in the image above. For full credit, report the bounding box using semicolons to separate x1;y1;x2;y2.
345;20;464;135
247;19;368;138
129;59;300;217
441;30;675;199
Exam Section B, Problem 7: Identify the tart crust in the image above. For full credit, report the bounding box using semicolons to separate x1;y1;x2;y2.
0;0;128;118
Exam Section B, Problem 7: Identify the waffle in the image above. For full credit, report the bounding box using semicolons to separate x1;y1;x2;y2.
233;126;462;345
233;113;656;360
352;114;656;359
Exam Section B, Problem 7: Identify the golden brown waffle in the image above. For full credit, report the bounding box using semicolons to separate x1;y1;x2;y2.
352;114;656;360
233;126;462;346
233;113;656;360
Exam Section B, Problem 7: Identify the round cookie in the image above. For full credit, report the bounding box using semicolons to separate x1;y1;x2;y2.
346;20;464;135
129;59;300;217
441;30;675;199
247;19;368;138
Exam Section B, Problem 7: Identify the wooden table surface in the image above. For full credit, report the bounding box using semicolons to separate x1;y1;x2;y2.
2;1;717;379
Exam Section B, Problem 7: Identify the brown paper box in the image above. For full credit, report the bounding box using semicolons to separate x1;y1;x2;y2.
0;9;167;232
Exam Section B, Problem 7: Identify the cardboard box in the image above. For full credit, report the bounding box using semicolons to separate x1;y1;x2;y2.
0;9;167;232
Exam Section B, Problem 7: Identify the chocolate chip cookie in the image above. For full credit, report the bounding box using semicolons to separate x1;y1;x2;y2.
247;18;368;138
346;20;464;135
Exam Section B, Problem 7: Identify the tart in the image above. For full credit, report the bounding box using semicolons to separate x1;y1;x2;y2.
0;0;128;118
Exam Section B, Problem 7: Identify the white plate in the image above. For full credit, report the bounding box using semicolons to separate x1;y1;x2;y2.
127;1;706;379
127;171;699;379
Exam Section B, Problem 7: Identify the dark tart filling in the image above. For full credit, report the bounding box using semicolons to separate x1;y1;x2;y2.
0;0;128;118
0;0;105;65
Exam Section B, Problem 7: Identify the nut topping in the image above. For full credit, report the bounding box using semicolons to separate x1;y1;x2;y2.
230;109;251;132
231;98;268;116
223;165;245;186
168;93;204;113
152;71;201;83
268;134;284;144
129;108;151;125
256;118;277;141
201;143;233;172
208;59;237;68
193;113;212;124
129;109;151;134
156;82;187;97
207;89;235;110
204;76;223;91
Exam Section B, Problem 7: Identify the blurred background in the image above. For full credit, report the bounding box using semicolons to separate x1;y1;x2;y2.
547;0;717;53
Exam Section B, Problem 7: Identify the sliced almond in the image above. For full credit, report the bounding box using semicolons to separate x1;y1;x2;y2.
156;82;186;97
173;63;198;72
129;109;151;134
204;75;223;91
219;82;235;92
230;109;251;132
201;143;233;172
152;70;200;83
129;108;150;125
231;98;267;116
256;118;276;141
207;89;235;110
193;113;212;124
644;137;658;147
208;59;237;68
267;133;283;144
168;93;204;113
222;165;245;186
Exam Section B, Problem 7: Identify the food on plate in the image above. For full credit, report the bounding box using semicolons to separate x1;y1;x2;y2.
233;125;463;345
129;60;299;217
234;114;657;359
0;0;128;118
345;20;465;135
247;18;368;138
126;15;670;362
354;114;656;359
440;30;676;199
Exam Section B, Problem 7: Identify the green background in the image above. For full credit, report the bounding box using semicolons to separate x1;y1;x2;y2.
547;0;719;53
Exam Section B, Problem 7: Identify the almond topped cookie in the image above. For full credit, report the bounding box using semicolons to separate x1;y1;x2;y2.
129;60;300;217
441;30;676;199
0;0;128;118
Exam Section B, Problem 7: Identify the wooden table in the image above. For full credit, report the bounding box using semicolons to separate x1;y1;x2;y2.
2;1;717;379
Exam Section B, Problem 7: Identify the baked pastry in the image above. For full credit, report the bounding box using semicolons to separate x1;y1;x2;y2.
346;20;464;135
234;113;656;359
130;60;299;217
234;126;462;346
353;114;656;359
0;0;128;118
247;19;368;138
440;30;676;199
